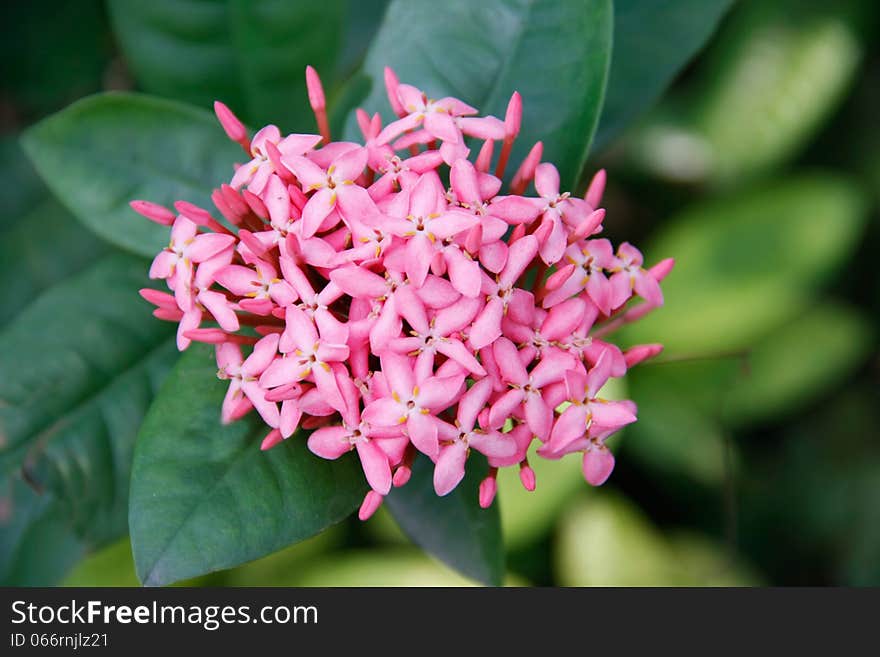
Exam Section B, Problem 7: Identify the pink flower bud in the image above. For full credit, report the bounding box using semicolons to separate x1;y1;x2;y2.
479;473;498;508
241;189;268;219
544;264;575;291
358;491;384;521
384;67;405;117
624;343;663;367
174;200;213;226
130;200;175;225
475;139;495;172
304;65;326;112
504;91;522;138
393;465;412;487
261;429;284;451
213;101;249;150
649;257;676;281
568;209;605;243
510;141;543;194
585;168;606;208
519;462;536;491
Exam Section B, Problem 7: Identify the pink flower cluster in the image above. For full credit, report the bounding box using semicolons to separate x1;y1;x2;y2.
135;66;672;520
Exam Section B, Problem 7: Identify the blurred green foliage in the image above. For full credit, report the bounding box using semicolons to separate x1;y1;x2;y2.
2;0;879;586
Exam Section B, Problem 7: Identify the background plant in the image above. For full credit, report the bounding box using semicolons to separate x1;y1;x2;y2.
1;0;877;586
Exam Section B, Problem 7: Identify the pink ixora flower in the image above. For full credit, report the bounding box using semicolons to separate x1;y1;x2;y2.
133;65;672;517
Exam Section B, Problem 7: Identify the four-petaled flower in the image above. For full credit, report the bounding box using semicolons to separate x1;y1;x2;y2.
363;353;464;457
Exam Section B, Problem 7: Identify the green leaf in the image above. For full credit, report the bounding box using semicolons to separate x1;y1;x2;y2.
692;0;865;185
0;137;109;328
624;364;734;486
0;137;47;226
129;345;366;586
723;303;873;426
60;535;229;587
336;0;390;78
624;302;872;482
0;0;112;119
556;491;758;585
385;454;503;586
0;254;177;585
60;538;141;588
556;492;681;586
625;0;866;185
21;92;242;258
632;301;872;428
621;174;868;354
107;0;344;131
346;0;613;188
592;0;733;151
0;482;85;586
220;528;345;586
0;199;108;328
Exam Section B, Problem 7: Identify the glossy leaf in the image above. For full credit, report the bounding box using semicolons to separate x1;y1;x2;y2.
592;0;733;151
386;454;503;586
21;92;242;257
336;0;390;78
0;138;108;328
0;254;177;585
346;0;613;188
129;345;366;586
621;175;868;354
0;199;108;328
107;0;344;131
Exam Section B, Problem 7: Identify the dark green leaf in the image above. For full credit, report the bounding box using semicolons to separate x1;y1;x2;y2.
0;254;177;584
386;454;503;586
130;345;366;586
592;0;733;151
624;360;737;486
336;0;390;78
107;0;344;131
0;0;112;119
0;137;47;226
0;199;108;327
0;137;108;328
345;0;613;188
21;92;242;257
0;480;85;586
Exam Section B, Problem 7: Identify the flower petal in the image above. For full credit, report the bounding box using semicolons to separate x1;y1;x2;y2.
308;426;351;459
356;440;392;495
433;442;467;496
